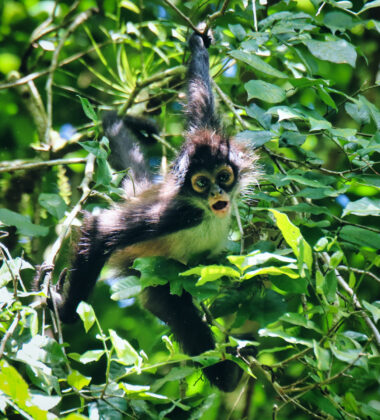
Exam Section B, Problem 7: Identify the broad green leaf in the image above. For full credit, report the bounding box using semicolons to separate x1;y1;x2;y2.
229;50;287;78
182;265;240;285
109;329;141;366
38;193;67;220
324;271;337;303
339;225;380;249
358;95;380;130
243;266;299;280
151;366;196;392
0;208;49;237
330;345;367;369
362;300;380;323
345;101;371;125
121;0;140;13
305;39;357;67
245;80;286;103
133;257;185;289
67;369;91;390
0;360;30;404
342;197;380;217
228;251;296;270
77;302;96;332
269;210;313;271
313;341;331;371
258;329;313;347
271;273;308;294
110;276;141;300
235;130;273;147
68;350;105;364
281;312;322;333
323;11;354;32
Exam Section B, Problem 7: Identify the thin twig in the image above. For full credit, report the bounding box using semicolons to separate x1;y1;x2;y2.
161;0;199;33
337;265;380;284
0;157;86;174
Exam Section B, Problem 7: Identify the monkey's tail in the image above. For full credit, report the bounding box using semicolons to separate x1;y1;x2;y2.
102;111;159;197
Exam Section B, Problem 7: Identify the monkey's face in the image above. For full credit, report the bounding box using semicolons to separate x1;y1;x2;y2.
190;164;236;218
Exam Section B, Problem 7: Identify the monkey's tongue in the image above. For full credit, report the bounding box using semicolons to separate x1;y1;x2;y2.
212;201;228;211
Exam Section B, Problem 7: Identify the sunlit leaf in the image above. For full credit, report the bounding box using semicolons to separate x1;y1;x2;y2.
77;302;96;333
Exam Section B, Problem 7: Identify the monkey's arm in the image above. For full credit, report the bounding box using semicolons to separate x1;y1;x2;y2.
187;31;219;132
52;198;204;323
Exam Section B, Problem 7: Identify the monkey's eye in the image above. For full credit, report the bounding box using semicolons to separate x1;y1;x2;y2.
191;174;210;193
216;166;234;186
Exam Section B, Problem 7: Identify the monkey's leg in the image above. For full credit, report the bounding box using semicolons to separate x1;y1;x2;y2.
142;284;242;392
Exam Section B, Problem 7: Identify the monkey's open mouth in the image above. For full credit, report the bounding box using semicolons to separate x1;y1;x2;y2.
212;201;228;211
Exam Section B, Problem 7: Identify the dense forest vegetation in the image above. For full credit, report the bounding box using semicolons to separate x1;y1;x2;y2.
0;0;380;419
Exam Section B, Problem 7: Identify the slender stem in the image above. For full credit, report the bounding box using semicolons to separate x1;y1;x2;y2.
161;0;199;32
0;157;86;174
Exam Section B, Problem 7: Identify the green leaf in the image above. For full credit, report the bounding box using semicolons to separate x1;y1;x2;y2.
258;329;313;347
110;276;141;300
358;0;380;14
342;197;380;217
77;302;96;332
121;0;140;13
181;265;240;286
245;80;286;103
109;329;141;366
38;193;67;219
228;251;296;270
324;270;337;303
269;210;313;271
229;50;287;78
133;257;185;289
243;266;299;280
0;208;49;237
281;312;322;333
96;157;112;186
68;350;105;364
339;225;380;249
67;369;91;390
305;39;357;67
77;96;97;122
330;345;367;369
271;273;308;294
235;130;273;147
313;341;331;371
330;250;344;268
362;300;380;323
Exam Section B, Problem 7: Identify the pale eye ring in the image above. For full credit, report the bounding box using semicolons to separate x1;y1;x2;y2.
217;166;234;186
191;174;210;193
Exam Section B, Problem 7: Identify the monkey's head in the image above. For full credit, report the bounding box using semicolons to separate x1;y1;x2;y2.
172;129;258;218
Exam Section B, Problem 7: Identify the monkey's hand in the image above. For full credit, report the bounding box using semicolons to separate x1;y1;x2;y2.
189;28;213;51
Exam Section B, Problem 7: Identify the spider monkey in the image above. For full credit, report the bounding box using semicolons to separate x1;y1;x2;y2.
45;30;259;392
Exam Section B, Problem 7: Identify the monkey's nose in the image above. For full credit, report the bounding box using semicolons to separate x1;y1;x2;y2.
210;186;224;197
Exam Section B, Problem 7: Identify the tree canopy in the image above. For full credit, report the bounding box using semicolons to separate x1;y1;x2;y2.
0;0;380;419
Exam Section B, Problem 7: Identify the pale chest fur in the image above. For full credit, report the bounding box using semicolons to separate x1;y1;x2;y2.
110;213;231;267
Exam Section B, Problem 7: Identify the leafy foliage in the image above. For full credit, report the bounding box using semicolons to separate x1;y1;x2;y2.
0;0;380;419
